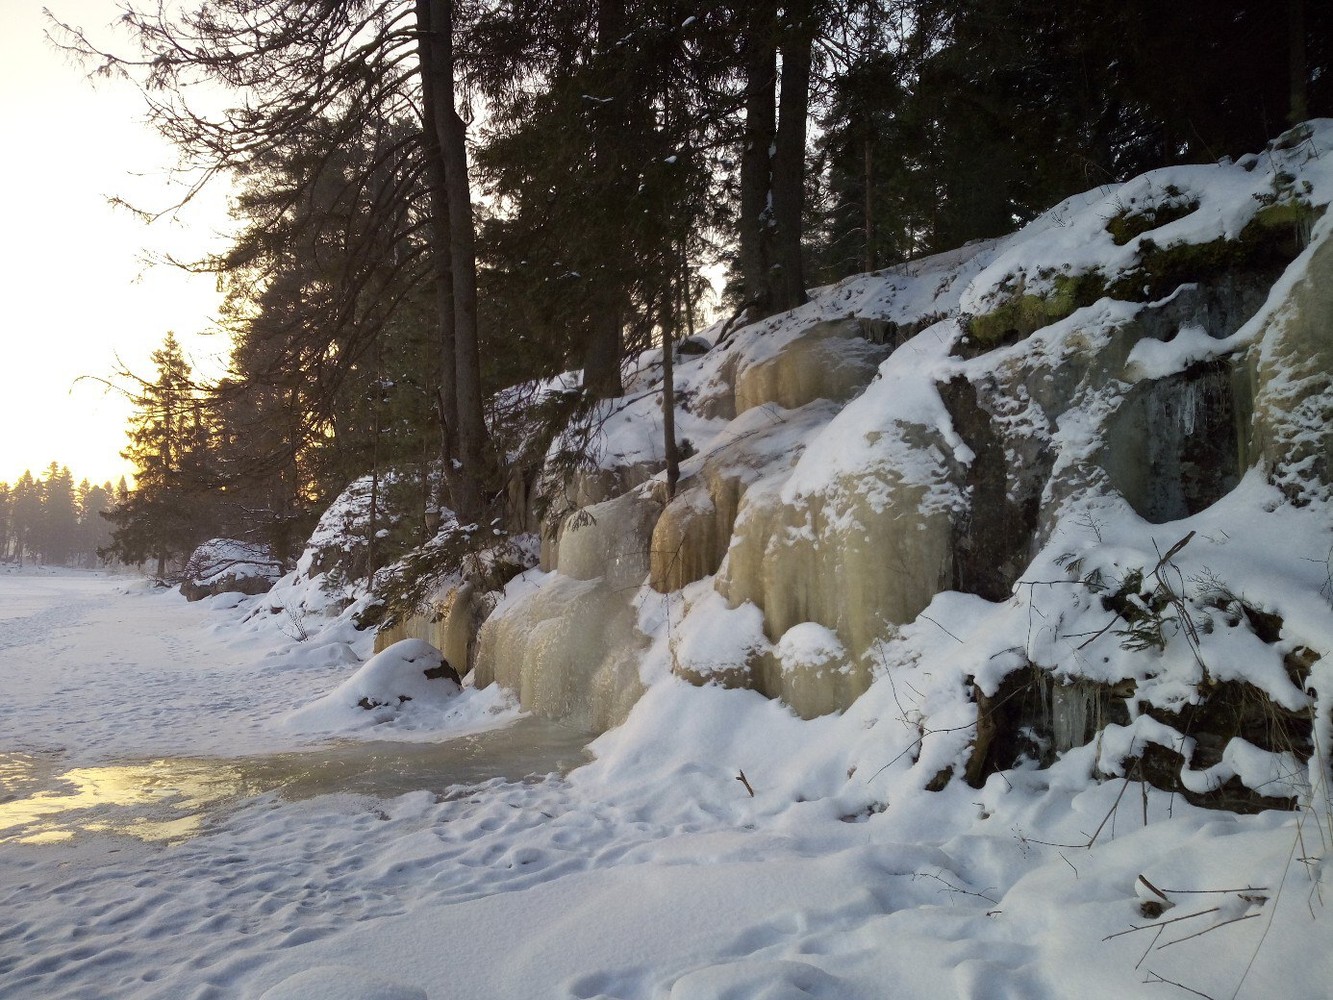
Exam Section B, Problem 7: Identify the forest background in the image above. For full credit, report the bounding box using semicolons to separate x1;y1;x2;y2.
3;0;1327;591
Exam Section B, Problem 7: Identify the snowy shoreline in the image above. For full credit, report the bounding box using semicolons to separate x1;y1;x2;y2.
2;572;1329;999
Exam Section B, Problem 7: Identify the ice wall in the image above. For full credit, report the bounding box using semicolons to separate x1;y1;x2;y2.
475;573;647;733
472;487;659;730
732;318;891;415
382;124;1333;757
1250;226;1333;502
373;582;474;675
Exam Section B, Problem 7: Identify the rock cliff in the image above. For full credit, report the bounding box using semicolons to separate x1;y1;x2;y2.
377;123;1333;814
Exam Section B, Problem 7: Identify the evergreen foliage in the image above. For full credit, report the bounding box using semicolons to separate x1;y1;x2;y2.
100;333;217;577
48;0;1332;596
808;0;1331;282
0;469;116;568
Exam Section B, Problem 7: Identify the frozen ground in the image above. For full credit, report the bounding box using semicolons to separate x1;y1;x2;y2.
1;568;1330;999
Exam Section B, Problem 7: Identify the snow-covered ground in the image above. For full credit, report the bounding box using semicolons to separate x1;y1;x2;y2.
5;122;1333;1000
1;568;1329;999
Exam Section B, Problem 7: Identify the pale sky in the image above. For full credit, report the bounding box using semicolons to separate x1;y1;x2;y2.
1;0;232;488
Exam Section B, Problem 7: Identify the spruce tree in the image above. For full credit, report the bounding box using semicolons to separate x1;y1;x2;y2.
37;463;78;565
10;472;40;567
52;0;496;525
0;481;12;562
102;333;216;577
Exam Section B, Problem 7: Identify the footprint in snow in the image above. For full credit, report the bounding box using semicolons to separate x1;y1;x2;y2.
259;965;426;1000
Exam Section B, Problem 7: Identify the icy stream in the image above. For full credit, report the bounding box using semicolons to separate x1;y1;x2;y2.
0;718;590;846
0;569;589;848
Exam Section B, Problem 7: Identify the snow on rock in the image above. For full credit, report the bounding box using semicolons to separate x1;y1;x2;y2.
670;587;770;689
284;638;462;731
392;124;1333;810
15;123;1333;1000
179;538;283;602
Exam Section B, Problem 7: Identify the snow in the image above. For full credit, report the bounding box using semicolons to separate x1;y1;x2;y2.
2;568;1330;999
182;538;282;587
1123;321;1223;380
4;123;1333;999
775;621;848;675
282;637;466;733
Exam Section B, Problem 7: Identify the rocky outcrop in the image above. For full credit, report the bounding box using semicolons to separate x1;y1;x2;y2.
375;127;1333;815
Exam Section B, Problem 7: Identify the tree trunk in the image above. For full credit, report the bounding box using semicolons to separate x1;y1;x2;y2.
583;308;624;399
581;0;629;400
1289;0;1308;127
416;0;459;507
417;0;488;522
770;0;813;314
738;0;777;320
863;138;875;273
367;409;380;582
659;284;679;501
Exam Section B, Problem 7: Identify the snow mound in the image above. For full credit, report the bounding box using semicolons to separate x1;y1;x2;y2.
284;638;461;730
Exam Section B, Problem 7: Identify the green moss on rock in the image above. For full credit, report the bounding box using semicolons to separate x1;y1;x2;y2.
962;195;1324;355
1108;200;1325;303
1243;197;1324;250
963;271;1108;349
1105;198;1200;246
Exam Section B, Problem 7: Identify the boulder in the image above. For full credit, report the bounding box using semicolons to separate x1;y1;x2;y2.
179;539;283;601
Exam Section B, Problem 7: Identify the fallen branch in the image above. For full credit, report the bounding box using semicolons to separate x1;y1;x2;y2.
1143;970;1217;999
1158;912;1261;949
1103;907;1221;941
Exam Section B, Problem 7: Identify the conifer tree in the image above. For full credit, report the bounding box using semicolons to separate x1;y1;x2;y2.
37;463;78;565
0;481;12;562
51;0;496;525
102;333;216;577
10;471;40;567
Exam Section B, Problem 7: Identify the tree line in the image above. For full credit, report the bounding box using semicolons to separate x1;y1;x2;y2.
0;465;121;568
56;0;1328;581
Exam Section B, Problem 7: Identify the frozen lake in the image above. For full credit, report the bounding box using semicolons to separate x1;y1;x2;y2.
0;720;590;846
0;569;587;846
0;568;1326;999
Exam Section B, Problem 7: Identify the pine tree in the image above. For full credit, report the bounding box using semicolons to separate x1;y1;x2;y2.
10;471;40;567
472;3;732;378
0;481;12;562
734;0;824;319
102;333;217;577
51;0;497;525
37;463;78;565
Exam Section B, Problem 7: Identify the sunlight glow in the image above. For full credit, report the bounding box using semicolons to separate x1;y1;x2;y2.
0;1;233;488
